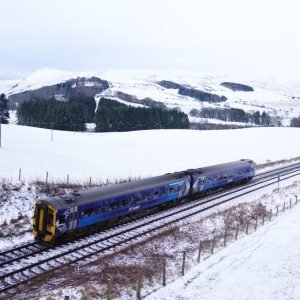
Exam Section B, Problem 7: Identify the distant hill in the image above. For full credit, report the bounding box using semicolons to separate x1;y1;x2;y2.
1;68;300;127
221;82;254;92
8;76;109;108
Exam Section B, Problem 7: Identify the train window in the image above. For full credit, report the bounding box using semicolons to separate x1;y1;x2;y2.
143;194;150;201
58;214;65;223
132;197;139;205
69;213;73;222
82;208;96;218
122;199;129;207
159;190;165;197
74;211;78;220
99;206;108;213
111;202;119;210
169;187;174;194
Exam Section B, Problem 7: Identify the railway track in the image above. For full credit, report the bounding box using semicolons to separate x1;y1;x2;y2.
1;162;300;297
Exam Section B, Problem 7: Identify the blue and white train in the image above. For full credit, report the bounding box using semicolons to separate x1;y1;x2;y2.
33;159;256;243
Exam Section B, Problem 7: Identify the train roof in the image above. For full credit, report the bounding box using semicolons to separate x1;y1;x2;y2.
186;159;255;175
42;171;188;210
41;159;256;210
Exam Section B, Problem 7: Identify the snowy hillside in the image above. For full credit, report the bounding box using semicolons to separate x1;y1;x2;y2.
1;68;300;126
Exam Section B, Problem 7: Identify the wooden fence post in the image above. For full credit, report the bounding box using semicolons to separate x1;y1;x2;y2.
269;209;272;222
107;279;112;300
46;171;48;184
19;168;22;181
290;198;292;209
276;205;279;216
162;259;166;286
246;222;249;234
182;251;186;276
255;217;258;231
211;238;215;254
235;224;239;240
136;272;143;300
296;195;298;205
67;174;69;185
224;229;227;247
262;213;265;225
197;242;202;263
90;177;92;186
283;202;285;212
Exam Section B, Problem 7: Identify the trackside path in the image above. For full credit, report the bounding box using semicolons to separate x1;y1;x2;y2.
147;201;300;300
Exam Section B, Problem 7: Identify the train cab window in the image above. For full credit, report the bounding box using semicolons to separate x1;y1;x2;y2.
168;187;175;194
48;213;54;225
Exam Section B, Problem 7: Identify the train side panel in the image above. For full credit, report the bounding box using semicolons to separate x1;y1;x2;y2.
75;176;191;229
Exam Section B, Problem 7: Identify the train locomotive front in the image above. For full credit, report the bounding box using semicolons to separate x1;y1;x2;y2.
32;200;56;242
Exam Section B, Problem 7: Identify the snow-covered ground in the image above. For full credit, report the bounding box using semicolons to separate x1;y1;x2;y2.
26;178;300;300
1;122;300;299
1;124;300;183
147;197;300;300
1;68;300;125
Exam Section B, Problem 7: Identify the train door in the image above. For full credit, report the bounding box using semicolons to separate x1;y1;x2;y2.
69;206;78;231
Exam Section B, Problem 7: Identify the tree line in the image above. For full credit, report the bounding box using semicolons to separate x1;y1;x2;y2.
291;116;300;127
16;97;190;132
190;107;274;125
17;98;87;131
95;98;190;132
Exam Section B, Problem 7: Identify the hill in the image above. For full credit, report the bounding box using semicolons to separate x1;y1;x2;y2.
1;68;300;126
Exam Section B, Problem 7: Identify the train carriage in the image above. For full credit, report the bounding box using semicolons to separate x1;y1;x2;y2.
189;159;256;195
33;172;191;243
33;159;256;243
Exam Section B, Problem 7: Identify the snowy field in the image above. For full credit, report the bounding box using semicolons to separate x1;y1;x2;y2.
1;124;300;183
1;123;300;299
147;200;300;300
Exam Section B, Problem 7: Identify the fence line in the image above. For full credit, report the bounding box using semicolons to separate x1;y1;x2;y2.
62;195;298;300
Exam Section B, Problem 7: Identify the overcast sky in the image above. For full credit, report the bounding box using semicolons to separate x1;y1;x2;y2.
1;0;300;80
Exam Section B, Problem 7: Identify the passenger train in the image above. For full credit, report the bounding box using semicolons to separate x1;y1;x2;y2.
33;159;256;243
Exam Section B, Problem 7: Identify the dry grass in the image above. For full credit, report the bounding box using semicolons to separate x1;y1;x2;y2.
257;156;300;170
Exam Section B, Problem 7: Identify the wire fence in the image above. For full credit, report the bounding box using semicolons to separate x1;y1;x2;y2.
59;195;298;299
